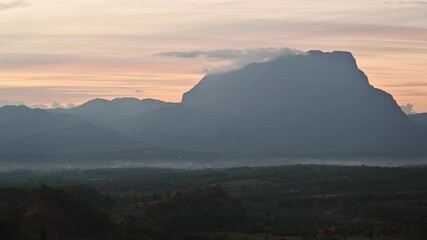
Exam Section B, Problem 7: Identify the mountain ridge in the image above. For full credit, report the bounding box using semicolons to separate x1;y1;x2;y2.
0;50;426;158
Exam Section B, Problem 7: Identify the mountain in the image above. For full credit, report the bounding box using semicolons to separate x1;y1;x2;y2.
122;50;427;156
53;97;176;126
0;105;129;155
409;113;427;128
0;50;426;158
0;105;84;145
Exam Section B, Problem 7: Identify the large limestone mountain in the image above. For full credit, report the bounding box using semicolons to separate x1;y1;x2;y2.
124;50;426;156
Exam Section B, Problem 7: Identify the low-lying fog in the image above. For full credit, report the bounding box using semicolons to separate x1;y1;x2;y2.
1;157;426;171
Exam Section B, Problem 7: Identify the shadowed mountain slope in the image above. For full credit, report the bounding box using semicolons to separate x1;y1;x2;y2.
409;113;427;128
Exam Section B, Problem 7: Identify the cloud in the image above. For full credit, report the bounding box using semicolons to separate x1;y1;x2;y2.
65;103;76;109
157;47;304;73
51;102;63;109
385;1;427;4
394;89;427;96
0;0;27;11
193;66;217;74
382;82;427;88
0;52;167;70
157;48;302;60
29;104;48;109
400;103;416;115
134;89;145;93
0;53;88;70
37;102;76;109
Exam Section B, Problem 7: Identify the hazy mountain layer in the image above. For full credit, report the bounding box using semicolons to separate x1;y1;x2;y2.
53;97;176;127
0;50;426;158
0;106;129;155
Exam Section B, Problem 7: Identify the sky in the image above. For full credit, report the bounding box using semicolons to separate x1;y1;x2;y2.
0;0;426;112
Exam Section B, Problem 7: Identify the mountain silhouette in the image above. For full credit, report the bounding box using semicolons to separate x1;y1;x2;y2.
0;105;128;155
0;50;426;158
123;50;426;156
53;97;176;127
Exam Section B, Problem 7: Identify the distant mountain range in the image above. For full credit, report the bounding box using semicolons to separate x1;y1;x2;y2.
1;50;426;159
0;105;127;155
52;97;176;128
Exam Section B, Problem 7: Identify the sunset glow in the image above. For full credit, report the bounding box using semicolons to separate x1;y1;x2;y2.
1;0;426;111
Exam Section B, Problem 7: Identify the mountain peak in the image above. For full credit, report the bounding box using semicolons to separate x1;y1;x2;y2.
111;97;141;103
53;97;176;124
0;105;45;115
173;50;426;155
0;104;30;111
182;49;369;112
307;50;357;67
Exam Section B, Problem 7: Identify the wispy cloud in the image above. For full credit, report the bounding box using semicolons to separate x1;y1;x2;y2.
394;89;427;96
0;53;86;70
382;82;427;88
0;53;154;70
0;0;27;11
157;48;302;59
400;103;416;114
157;47;304;73
385;1;427;4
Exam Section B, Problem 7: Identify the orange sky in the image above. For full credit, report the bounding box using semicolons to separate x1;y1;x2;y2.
0;0;426;112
